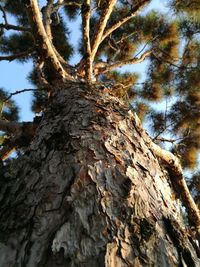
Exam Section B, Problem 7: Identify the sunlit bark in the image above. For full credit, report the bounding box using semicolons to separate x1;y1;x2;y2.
0;81;199;267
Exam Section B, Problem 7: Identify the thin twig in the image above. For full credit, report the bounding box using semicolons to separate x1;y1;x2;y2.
134;36;158;59
0;5;30;32
0;23;31;32
108;38;118;51
0;6;8;24
155;137;185;144
101;0;150;43
164;97;168;132
0;49;34;61
153;48;196;70
1;88;42;117
5;89;37;101
115;31;137;44
94;50;152;74
152;121;177;141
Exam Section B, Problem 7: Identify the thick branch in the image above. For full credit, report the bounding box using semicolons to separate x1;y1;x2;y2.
0;23;31;32
131;112;200;236
81;0;92;80
77;0;116;77
42;0;72;68
90;0;116;61
101;0;150;43
42;0;54;40
23;0;72;80
0;49;34;61
94;50;152;75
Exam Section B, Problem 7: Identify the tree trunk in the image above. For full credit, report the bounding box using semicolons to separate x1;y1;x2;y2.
0;81;199;267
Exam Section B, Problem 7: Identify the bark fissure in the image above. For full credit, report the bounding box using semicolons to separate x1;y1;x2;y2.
131;112;200;236
0;81;199;266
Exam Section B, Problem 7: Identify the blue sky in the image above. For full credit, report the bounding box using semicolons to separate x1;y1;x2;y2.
0;0;169;122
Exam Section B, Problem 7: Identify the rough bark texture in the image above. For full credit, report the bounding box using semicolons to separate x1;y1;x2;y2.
0;81;199;267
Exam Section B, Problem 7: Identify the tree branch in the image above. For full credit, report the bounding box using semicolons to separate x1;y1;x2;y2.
115;31;137;45
77;0;116;77
23;0;73;80
42;0;54;40
101;0;150;43
94;50;152;75
81;0;92;80
90;0;116;61
0;49;34;61
0;5;8;25
5;89;37;101
35;60;52;89
154;137;177;144
42;0;72;69
131;112;200;237
0;5;30;32
0;23;31;32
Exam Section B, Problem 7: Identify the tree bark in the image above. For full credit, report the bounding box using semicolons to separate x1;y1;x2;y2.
0;81;199;267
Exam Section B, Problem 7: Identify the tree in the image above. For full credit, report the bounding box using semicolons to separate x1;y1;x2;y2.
0;0;200;266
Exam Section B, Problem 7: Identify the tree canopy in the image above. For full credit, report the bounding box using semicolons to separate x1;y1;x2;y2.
0;0;200;211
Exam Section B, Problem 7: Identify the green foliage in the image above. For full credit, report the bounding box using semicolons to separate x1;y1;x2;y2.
133;102;149;121
188;171;200;208
51;15;74;61
0;88;19;121
31;90;48;114
171;0;200;17
4;0;28;25
0;33;34;62
64;0;81;20
0;88;19;152
101;71;139;99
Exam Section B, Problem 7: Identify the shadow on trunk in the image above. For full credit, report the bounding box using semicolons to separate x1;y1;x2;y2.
0;81;199;266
